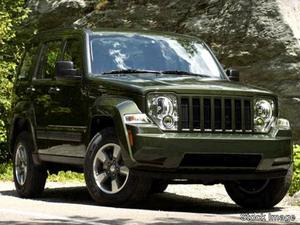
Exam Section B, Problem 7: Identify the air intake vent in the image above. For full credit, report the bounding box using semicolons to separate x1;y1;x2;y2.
180;154;261;168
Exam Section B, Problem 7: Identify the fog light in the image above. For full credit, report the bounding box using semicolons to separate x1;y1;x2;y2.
255;118;265;126
254;117;265;132
163;115;174;129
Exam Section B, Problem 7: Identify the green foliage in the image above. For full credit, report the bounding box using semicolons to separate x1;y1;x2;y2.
0;0;29;162
289;145;300;196
0;161;84;183
0;162;13;181
47;171;84;183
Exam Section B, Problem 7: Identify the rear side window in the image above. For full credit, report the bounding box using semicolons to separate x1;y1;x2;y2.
18;45;38;80
63;39;82;74
36;41;62;79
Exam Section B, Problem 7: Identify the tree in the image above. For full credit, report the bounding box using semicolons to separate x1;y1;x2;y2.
0;0;29;162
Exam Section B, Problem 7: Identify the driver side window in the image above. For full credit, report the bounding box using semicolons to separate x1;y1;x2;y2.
36;40;62;80
63;39;82;75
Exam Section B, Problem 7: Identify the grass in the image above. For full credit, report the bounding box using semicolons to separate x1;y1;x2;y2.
0;162;13;181
0;161;84;183
47;170;84;183
289;145;300;196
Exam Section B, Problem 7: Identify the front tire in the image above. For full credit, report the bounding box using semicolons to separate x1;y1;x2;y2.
149;179;168;194
225;166;292;209
13;131;47;198
84;128;151;206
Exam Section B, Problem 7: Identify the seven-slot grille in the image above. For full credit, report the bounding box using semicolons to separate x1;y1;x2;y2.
179;96;253;132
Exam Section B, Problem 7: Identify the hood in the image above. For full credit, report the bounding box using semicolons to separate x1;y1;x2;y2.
91;73;273;97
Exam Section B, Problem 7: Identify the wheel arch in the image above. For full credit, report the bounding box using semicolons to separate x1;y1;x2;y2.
88;96;142;166
9;116;37;156
89;116;115;140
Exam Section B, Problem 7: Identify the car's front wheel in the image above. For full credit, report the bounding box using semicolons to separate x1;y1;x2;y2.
84;128;151;205
13;131;47;198
225;166;292;209
149;179;168;194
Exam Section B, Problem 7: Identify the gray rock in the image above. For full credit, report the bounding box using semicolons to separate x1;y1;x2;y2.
25;0;300;142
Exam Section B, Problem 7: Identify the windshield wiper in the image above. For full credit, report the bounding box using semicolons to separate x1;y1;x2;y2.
161;70;210;78
102;69;160;75
101;69;211;78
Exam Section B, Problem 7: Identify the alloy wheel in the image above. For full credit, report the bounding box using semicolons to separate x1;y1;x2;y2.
93;143;129;194
15;144;28;186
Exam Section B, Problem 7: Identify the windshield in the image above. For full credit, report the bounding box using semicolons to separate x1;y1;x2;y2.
89;33;223;79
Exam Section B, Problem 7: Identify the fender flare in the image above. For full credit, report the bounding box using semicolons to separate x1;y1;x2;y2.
9;108;41;165
89;96;142;166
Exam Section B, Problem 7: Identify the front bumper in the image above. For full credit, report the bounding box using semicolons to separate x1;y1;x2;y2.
124;119;292;181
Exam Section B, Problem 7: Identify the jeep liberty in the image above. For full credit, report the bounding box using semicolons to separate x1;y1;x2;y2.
9;29;293;209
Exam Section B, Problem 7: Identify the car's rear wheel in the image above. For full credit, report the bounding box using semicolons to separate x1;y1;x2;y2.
84;128;151;205
13;131;47;198
225;166;292;209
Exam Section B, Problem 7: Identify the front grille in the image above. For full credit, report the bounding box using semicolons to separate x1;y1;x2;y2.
180;154;261;168
179;96;253;133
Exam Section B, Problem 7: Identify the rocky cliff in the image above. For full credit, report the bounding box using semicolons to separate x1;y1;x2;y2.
25;0;300;141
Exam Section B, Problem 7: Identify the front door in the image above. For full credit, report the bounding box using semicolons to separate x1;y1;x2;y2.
42;38;88;159
32;40;63;151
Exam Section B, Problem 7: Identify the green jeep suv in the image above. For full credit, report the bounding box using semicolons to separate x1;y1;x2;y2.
9;28;293;209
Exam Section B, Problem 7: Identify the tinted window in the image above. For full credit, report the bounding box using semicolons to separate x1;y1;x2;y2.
18;45;38;80
37;41;62;79
63;39;82;74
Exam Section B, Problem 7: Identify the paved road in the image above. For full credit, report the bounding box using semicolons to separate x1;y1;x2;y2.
0;182;299;225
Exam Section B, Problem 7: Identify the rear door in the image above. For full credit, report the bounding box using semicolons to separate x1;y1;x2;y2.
12;43;41;144
13;43;39;113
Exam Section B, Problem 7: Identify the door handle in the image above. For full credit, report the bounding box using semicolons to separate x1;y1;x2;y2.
25;86;36;94
48;87;60;94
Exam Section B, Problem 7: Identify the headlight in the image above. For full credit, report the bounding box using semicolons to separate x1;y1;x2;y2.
147;94;178;130
254;99;275;133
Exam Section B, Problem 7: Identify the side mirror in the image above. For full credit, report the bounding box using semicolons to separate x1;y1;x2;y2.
56;61;78;78
226;69;240;82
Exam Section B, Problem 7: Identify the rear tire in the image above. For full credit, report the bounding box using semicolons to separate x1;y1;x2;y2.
225;166;292;209
13;131;47;198
84;128;151;206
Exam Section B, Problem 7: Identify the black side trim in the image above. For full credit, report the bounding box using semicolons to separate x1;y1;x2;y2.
38;154;84;165
36;130;83;142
